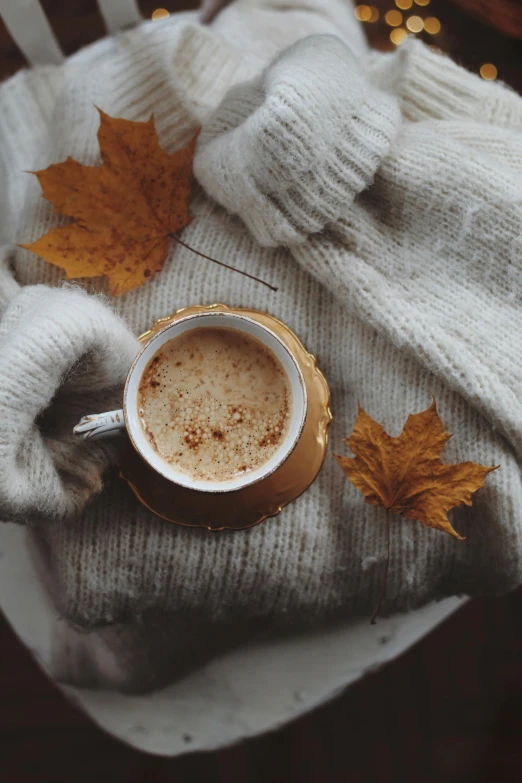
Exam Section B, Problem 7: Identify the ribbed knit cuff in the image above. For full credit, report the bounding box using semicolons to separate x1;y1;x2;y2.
391;38;522;127
194;34;401;246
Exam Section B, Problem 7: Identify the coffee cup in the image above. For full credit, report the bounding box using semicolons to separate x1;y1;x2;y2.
74;312;307;493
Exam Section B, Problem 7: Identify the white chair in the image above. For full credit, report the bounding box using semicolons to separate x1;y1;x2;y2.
0;0;466;757
1;0;141;65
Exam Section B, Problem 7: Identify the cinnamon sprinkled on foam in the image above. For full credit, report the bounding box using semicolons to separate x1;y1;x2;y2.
138;327;291;481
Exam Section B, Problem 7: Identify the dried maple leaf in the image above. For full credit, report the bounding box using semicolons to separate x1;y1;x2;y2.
20;110;276;295
21;110;196;295
335;400;498;623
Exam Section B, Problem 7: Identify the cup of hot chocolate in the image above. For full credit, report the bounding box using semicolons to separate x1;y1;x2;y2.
74;312;308;492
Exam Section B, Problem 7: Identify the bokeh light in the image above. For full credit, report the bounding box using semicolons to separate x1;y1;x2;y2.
151;8;170;21
385;10;403;27
390;28;409;45
424;17;441;35
480;63;498;80
354;5;372;22
406;15;424;33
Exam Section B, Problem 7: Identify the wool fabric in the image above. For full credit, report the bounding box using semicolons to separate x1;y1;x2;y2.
0;285;139;522
1;0;522;690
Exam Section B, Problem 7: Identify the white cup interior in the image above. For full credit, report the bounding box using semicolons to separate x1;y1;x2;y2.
124;312;307;492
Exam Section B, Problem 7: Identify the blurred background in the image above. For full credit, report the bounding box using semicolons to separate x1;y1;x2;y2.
1;1;522;781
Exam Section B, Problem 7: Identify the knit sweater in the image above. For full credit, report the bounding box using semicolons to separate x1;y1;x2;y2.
1;0;522;689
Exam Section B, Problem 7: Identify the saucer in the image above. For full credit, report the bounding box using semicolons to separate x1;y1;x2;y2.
119;304;331;531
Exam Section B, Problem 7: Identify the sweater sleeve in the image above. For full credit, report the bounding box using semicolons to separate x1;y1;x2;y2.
209;0;365;26
367;39;522;128
207;0;368;63
0;285;139;524
195;35;399;246
194;34;522;458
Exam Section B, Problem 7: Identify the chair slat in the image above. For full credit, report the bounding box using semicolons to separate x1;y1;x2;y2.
96;0;141;34
0;0;63;66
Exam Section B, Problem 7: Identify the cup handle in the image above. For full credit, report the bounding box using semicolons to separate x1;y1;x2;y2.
73;409;126;440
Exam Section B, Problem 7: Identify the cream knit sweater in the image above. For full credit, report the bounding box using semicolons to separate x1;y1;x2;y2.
1;0;522;688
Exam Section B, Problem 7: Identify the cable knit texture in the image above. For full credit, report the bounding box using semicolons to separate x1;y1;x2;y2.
1;1;522;690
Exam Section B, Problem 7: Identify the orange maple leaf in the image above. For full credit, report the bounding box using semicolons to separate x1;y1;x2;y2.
335;400;498;622
20;110;197;296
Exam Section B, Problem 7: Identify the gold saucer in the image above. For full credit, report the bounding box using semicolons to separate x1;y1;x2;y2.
119;304;331;531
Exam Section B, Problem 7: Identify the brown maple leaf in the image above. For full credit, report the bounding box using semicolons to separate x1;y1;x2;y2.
20;110;276;295
335;399;498;623
21;111;196;296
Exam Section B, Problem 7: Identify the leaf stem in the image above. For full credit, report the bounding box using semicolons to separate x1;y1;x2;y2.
172;235;278;292
371;508;391;625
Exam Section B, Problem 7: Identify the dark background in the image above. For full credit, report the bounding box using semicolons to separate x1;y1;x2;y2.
1;1;522;780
